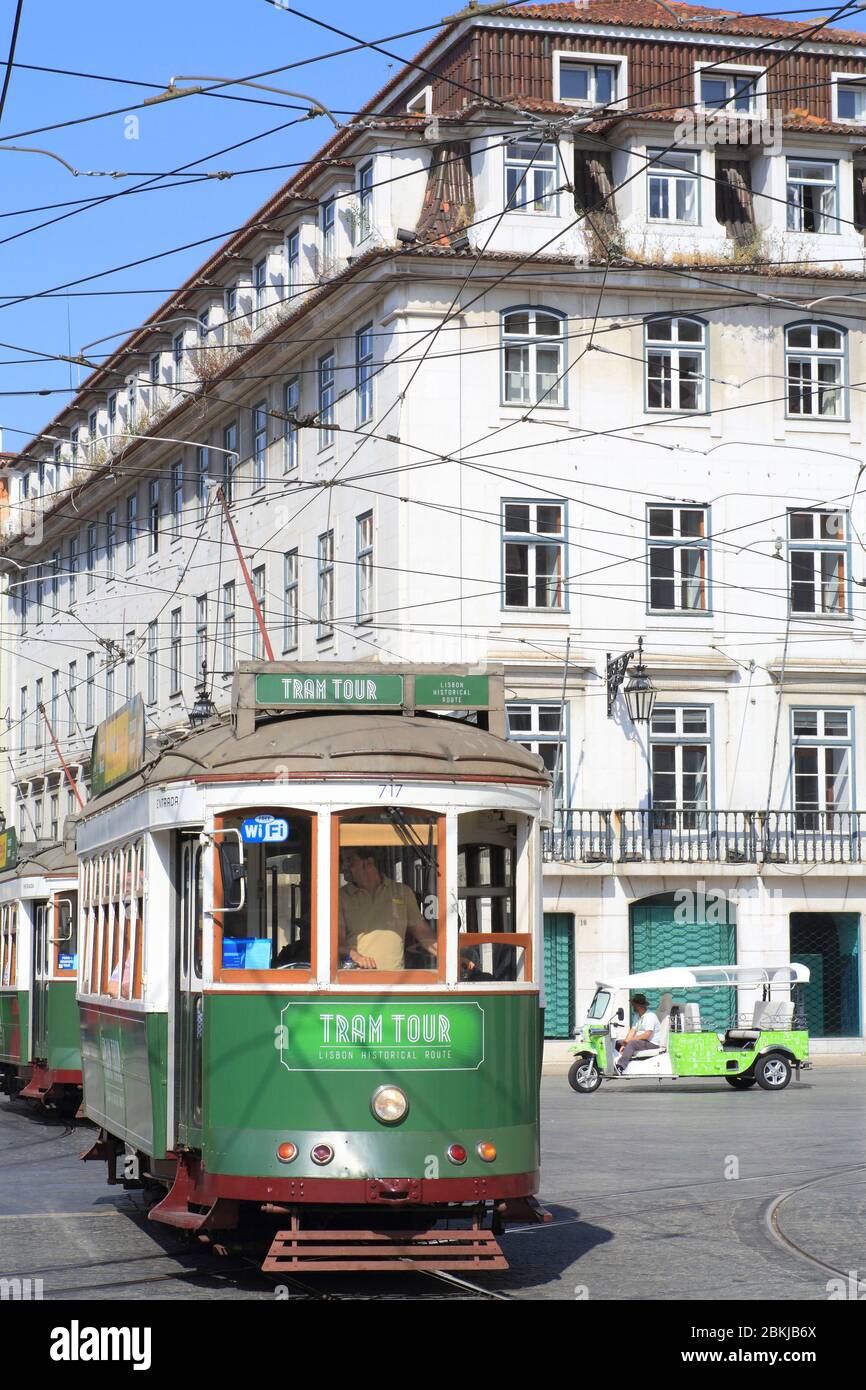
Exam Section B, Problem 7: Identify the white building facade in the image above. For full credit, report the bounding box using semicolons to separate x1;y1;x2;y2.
2;1;866;1048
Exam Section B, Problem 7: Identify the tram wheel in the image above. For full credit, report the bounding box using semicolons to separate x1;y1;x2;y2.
725;1073;757;1089
568;1057;602;1094
755;1054;792;1091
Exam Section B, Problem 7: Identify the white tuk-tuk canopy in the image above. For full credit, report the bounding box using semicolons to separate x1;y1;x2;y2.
597;964;810;991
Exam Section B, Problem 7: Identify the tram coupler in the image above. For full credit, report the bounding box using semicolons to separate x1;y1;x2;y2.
81;1128;124;1184
493;1195;552;1229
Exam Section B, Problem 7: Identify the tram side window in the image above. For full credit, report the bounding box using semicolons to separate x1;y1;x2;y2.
53;892;78;975
0;905;17;987
457;811;531;982
81;840;144;1000
336;808;441;977
216;812;314;971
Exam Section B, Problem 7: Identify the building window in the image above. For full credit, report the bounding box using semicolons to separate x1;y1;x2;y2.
502;308;565;406
172;332;184;381
355;511;373;623
792;708;851;827
284;377;299;471
252;566;267;660
286;230;300;296
34;677;43;749
170;460;183;538
785;322;846;418
224;284;237;319
357;161;374;239
559;59;616;105
107;393;117;444
222;581;236;674
356;323;374;424
51;548;60;614
148;479;160;555
283;550;299;652
648;505;709;612
49;794;59;841
223;423;238;504
649;706;711;828
196;446;209;521
125;493;137;568
35;564;44;625
788;509;849;616
317;531;334;637
18;686;26;755
505;138;559;214
125;632;135;701
87;522;97;591
252;401;268;489
105;511;116;578
149;353;160;402
787;159;838;233
507;702;567;804
70;536;79;606
86;653;96;728
105;664;115;717
70;427;79;467
647;149;699;223
67;661;77;736
318;352;335;449
254;258;267;323
502;500;565;610
170;609;182;694
321;198;336;267
197;308;210;340
195;596;208;679
645;316;707;412
699;66;760;112
146;622;158;705
835;77;866;121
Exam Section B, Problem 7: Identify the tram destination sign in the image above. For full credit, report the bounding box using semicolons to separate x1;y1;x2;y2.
0;828;17;872
414;674;490;707
279;1000;485;1072
256;673;405;707
90;694;146;798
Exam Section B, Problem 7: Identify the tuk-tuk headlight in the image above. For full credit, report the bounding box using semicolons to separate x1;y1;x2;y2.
371;1085;409;1125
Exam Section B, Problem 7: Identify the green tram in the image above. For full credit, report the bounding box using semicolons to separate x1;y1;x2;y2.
0;838;81;1110
78;667;550;1271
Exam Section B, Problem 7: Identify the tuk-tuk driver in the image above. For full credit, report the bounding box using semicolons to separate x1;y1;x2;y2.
615;992;661;1073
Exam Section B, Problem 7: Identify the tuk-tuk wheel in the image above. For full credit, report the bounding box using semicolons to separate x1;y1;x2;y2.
725;1073;757;1089
568;1057;602;1094
755;1053;792;1091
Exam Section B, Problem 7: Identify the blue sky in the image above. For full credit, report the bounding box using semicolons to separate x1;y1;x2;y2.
0;0;863;449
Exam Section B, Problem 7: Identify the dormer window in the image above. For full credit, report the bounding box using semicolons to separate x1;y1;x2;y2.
647;149;699;224
698;66;762;114
833;75;866;122
787;159;838;234
554;51;625;106
559;60;615;105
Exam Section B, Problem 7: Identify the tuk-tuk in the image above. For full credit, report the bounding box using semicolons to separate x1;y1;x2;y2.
568;964;811;1094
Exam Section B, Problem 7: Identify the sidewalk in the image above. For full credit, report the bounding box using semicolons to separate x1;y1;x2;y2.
542;1039;865;1074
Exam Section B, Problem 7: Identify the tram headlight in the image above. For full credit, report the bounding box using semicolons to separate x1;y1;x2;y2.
370;1084;409;1125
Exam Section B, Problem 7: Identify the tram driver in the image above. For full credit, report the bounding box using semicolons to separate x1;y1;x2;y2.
339;847;437;971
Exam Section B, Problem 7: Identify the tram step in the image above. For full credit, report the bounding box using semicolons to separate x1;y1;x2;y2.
262;1227;507;1272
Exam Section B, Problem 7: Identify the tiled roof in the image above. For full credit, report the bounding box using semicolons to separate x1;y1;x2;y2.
497;2;866;45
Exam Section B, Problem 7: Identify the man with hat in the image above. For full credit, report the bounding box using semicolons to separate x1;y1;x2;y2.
614;992;661;1074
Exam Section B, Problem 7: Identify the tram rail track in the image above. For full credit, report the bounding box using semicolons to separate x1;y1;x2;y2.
764;1161;866;1291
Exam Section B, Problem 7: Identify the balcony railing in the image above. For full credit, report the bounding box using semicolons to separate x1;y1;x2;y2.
543;808;866;865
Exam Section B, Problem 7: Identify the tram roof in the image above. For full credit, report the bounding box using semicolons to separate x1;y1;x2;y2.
78;712;548;819
0;841;77;884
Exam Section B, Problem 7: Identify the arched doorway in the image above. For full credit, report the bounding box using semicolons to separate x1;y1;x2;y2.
630;890;737;1031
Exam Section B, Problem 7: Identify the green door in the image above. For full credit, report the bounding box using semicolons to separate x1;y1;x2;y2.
543;913;574;1038
630;893;736;1030
790;914;860;1037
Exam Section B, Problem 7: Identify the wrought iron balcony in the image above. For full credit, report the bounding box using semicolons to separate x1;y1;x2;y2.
543;808;866;865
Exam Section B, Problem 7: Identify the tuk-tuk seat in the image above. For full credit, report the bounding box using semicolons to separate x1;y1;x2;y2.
632;1012;671;1060
723;1028;761;1047
754;1000;794;1029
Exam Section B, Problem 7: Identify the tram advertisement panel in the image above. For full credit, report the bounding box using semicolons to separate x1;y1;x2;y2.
278;1000;485;1071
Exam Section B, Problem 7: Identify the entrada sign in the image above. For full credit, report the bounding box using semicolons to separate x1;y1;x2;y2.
279;1001;485;1072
